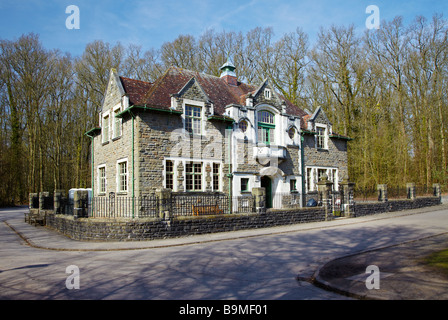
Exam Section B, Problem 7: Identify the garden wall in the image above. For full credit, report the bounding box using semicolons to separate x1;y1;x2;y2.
40;196;442;241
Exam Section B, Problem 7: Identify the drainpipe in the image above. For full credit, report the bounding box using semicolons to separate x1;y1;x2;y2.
131;112;135;219
226;125;233;213
85;131;94;215
301;134;306;207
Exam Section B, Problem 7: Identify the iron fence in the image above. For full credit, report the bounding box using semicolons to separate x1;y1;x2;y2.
171;193;255;216
88;196;159;218
272;192;302;209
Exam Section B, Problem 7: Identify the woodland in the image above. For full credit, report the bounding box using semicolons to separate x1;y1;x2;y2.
1;14;447;205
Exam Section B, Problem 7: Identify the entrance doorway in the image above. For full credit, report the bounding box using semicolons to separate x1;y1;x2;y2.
261;176;272;208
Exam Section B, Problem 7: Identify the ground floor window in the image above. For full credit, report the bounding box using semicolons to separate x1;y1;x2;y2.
165;160;174;190
118;160;128;193
164;159;222;192
213;163;220;191
290;179;297;192
306;166;338;192
241;178;249;192
186;163;202;191
98;166;106;194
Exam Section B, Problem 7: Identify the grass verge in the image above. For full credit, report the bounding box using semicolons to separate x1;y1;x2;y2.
425;248;448;277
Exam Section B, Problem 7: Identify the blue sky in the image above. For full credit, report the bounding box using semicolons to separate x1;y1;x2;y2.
0;0;447;57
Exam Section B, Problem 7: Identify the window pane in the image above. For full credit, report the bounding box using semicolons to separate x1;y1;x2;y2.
241;178;249;191
166;161;173;190
186;105;201;134
239;120;247;132
258;111;274;124
114;110;121;137
119;162;127;192
290;179;297;191
99;167;106;193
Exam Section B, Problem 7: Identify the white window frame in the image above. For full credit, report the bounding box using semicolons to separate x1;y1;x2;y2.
315;125;328;149
241;178;250;192
117;159;128;193
165;159;174;190
305;166;339;192
185;161;203;191
257;110;276;146
113;105;122;139
264;88;271;100
182;99;205;136
97;165;107;195
212;163;220;192
102;111;110;143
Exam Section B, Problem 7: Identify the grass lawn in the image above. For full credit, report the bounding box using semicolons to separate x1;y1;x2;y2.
425;248;448;277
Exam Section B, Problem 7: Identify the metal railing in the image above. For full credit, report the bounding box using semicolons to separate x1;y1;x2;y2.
171;194;255;217
88;196;159;218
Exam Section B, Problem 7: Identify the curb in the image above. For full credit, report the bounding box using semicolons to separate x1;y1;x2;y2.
309;231;448;300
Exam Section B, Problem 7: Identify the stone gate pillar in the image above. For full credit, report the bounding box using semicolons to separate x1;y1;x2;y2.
252;187;266;214
73;190;88;219
317;174;333;220
406;183;416;200
377;184;388;202
156;188;172;219
433;183;441;198
54;191;63;214
340;178;355;217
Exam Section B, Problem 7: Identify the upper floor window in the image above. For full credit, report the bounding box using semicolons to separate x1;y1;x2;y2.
288;127;296;140
257;110;275;145
264;89;271;100
113;108;121;139
258;110;274;124
239;120;248;133
185;105;201;135
102;114;110;143
316;126;327;149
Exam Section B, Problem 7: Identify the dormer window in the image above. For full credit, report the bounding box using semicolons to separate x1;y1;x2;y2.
185;105;202;135
264;88;271;100
316;126;327;149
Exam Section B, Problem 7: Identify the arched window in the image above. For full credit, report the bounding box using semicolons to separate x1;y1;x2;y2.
288;127;296;139
257;110;275;145
239;120;248;133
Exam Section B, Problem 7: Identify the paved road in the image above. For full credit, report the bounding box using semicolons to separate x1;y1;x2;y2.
1;204;448;301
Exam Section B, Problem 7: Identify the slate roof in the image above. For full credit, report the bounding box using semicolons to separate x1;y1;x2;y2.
119;77;153;105
119;66;308;125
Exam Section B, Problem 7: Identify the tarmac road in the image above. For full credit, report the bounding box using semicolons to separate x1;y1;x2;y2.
1;204;448;301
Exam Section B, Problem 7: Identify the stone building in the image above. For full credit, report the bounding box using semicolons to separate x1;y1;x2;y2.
86;62;350;208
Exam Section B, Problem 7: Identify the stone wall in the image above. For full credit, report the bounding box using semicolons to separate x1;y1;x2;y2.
353;197;441;217
303;134;349;180
45;207;326;241
42;196;442;241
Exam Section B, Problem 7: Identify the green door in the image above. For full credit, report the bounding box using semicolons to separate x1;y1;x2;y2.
261;176;272;208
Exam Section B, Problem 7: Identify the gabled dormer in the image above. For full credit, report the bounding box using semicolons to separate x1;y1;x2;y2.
307;106;332;150
251;79;285;112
